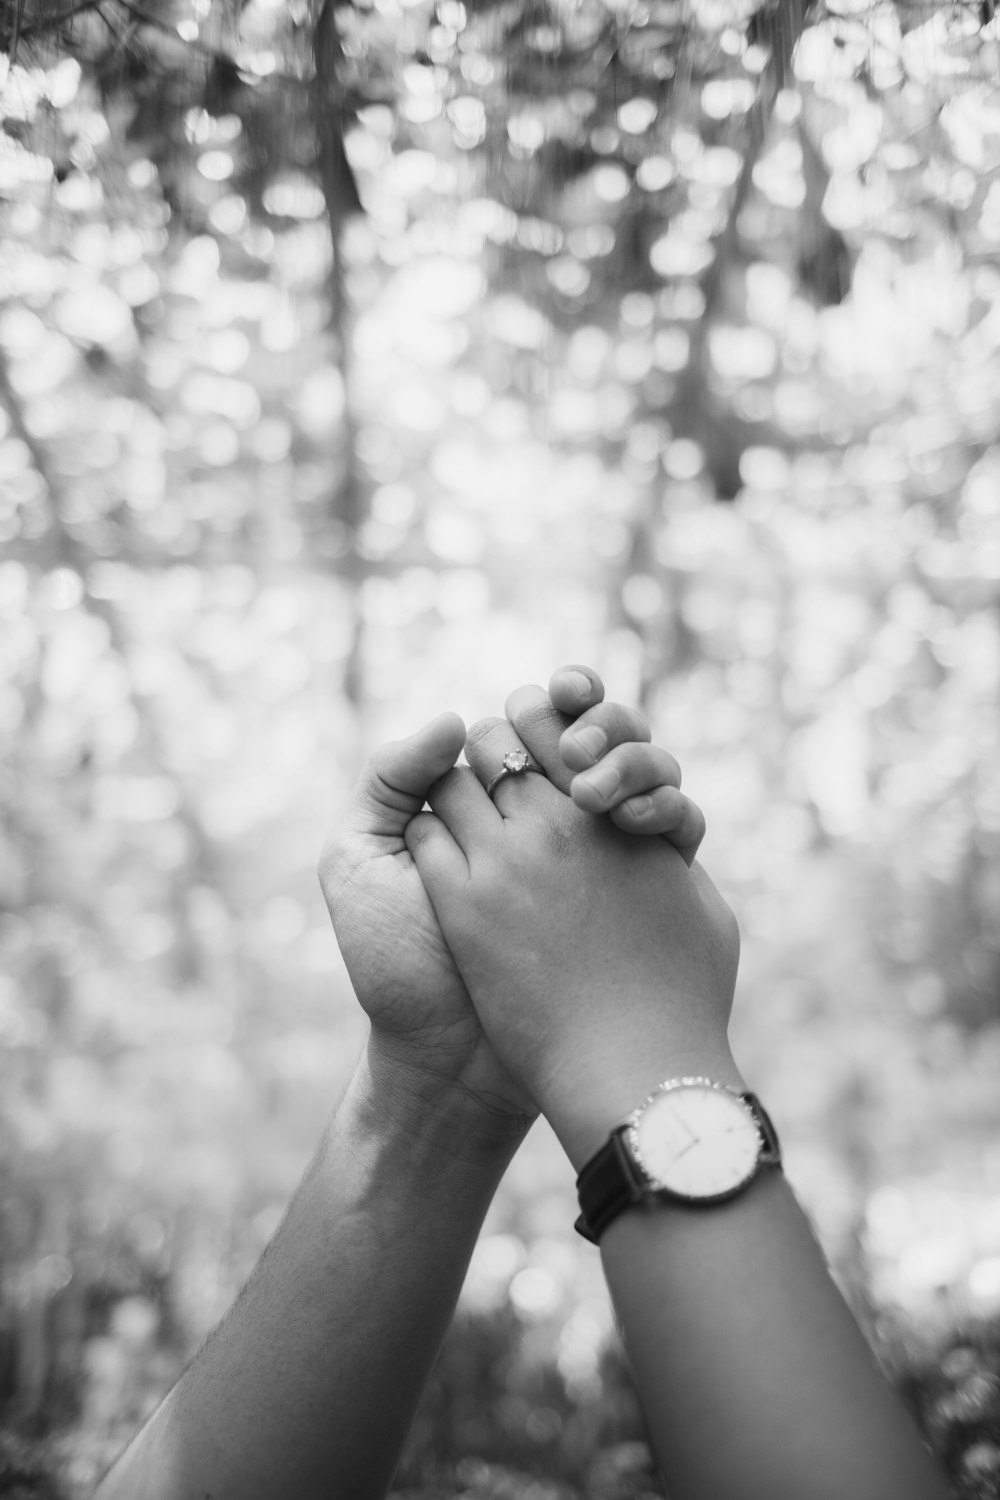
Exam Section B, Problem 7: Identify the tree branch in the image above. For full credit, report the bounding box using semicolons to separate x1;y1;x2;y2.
111;0;307;85
0;352;234;971
313;0;366;707
7;0;26;58
682;0;811;396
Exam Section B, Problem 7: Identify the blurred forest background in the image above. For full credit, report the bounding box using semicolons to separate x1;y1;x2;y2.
0;0;999;1494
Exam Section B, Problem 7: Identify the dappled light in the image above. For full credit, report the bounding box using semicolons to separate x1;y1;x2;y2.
1;0;999;1494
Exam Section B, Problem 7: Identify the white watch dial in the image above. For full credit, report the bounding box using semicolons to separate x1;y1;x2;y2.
629;1081;761;1201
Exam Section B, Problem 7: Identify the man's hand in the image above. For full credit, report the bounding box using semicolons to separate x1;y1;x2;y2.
318;708;535;1134
318;666;711;1141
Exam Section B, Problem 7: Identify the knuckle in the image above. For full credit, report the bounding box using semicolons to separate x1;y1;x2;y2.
663;750;683;787
640;747;681;789
366;738;401;785
623;703;653;740
361;748;401;808
593;701;651;744
465;715;508;752
558;665;605;709
509;696;560;738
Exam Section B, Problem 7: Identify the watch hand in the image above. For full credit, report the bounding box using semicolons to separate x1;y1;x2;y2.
668;1138;699;1167
670;1112;697;1146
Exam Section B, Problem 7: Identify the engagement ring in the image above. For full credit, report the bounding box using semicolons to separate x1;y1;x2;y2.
486;749;546;801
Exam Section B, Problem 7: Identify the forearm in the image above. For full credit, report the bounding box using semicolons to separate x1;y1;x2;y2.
96;1040;526;1500
556;1050;948;1500
603;1168;946;1500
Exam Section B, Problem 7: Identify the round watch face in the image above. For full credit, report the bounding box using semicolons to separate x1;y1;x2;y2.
628;1080;762;1202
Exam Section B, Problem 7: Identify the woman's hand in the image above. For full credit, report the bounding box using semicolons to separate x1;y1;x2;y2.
404;697;741;1166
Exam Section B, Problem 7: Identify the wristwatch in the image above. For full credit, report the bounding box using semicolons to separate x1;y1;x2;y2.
575;1077;782;1244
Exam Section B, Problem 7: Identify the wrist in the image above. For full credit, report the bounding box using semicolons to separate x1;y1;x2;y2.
359;1031;534;1170
542;1033;746;1171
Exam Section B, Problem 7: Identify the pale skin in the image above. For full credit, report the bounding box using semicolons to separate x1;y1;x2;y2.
408;709;951;1500
94;666;704;1500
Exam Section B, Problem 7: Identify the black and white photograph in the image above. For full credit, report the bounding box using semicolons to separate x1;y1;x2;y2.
0;0;998;1495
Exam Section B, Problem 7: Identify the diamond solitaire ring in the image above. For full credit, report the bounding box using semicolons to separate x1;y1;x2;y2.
485;749;546;801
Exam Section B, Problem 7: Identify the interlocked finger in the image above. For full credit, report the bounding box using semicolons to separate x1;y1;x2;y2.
570;742;682;816
556;702;657;778
505;684;653;795
464;715;553;817
607;785;707;865
426;764;499;849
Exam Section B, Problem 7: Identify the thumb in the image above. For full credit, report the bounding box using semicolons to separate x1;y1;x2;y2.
350;711;467;840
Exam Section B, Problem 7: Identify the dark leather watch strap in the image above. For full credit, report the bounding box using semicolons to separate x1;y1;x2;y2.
574;1125;644;1244
574;1091;781;1244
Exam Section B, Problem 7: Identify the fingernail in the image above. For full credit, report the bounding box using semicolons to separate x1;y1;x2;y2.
625;794;652;817
563;670;592;697
573;725;607;762
583;764;620;800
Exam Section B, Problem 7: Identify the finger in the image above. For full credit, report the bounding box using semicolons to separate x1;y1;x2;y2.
506;684;653;793
348;712;467;840
570;742;683;815
608;786;707;866
557;701;656;775
501;685;575;792
464;714;555;818
404;809;469;886
425;764;499;852
547;664;606;717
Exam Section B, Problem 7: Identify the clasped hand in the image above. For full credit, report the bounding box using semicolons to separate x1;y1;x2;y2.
320;666;741;1170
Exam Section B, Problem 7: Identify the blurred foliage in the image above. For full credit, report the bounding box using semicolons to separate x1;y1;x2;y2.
1;0;1000;1494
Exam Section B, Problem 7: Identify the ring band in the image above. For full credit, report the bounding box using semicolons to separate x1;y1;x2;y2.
486;749;547;801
